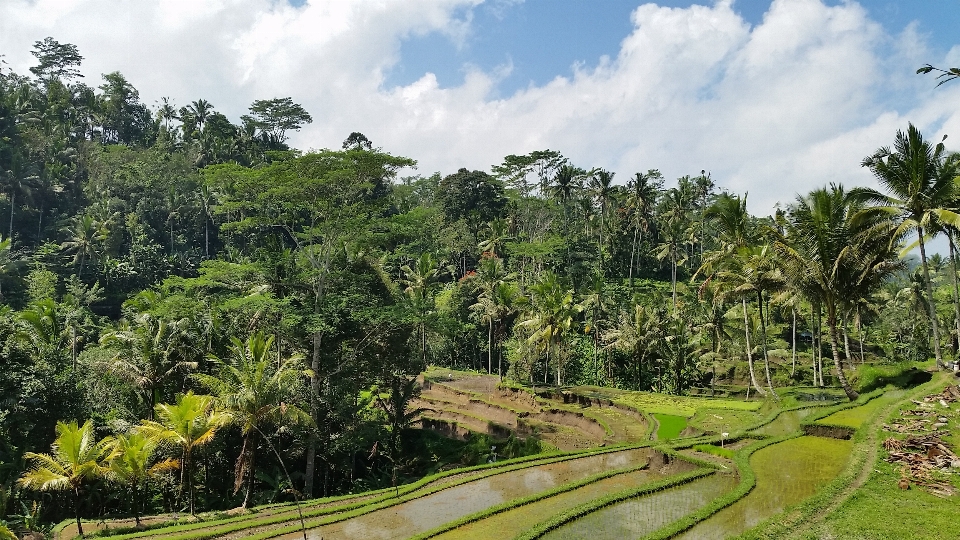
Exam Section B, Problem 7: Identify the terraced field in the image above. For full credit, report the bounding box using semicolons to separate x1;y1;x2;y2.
67;371;960;540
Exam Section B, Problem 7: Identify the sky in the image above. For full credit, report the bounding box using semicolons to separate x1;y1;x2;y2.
2;0;960;216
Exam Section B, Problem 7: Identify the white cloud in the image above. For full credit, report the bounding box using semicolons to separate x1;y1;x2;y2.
2;0;958;216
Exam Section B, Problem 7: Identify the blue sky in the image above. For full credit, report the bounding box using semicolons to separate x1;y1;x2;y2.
2;0;960;216
384;1;960;96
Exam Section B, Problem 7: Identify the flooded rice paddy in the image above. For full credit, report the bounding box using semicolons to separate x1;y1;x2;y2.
541;471;738;540
750;408;816;437
290;448;652;540
675;436;852;540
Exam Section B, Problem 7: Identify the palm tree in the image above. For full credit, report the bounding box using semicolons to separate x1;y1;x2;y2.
589;169;616;270
0;236;22;302
861;123;960;368
17;299;66;362
61;215;105;277
775;185;901;399
106;432;176;527
138;392;229;515
519;271;580;385
626;170;662;289
579;271;610;386
197;184;216;258
99;313;198;420
605;303;662;390
196;333;311;509
187;99;214;133
471;257;507;374
716;245;785;397
19;420;111;537
400;253;443;366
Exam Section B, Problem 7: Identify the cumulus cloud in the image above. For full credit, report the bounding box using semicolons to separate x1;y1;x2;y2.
2;0;959;215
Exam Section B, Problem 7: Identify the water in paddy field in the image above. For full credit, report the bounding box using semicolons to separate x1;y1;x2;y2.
675;436;852;540
750;408;816;437
293;448;652;540
435;451;702;540
541;472;738;540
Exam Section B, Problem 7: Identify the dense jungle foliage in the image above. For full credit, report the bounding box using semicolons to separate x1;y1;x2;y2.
2;38;960;530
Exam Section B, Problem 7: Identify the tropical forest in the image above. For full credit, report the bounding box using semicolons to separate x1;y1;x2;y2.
2;35;960;540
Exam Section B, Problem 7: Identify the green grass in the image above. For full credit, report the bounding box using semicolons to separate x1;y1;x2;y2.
816;391;895;428
692;444;735;459
689;408;766;434
653;413;688;440
736;376;947;540
851;361;932;393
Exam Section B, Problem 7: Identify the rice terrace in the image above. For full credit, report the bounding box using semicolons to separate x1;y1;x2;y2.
2;1;960;539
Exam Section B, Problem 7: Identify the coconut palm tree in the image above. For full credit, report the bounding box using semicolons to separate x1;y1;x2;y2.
775;185;901;400
519;271;580;385
471;257;507;374
626;170;662;289
400;253;443;366
861;123;960;368
716;245;785;398
195;333;311;509
61;214;105;277
105;432;177;527
604;303;662;391
19;420;111;537
138;392;229;515
99;313;198;420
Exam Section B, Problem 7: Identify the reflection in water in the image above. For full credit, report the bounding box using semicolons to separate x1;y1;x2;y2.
291;448;652;540
675;436;852;540
435;452;702;540
542;472;738;540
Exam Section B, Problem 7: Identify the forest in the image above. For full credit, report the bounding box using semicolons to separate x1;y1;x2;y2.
1;38;959;532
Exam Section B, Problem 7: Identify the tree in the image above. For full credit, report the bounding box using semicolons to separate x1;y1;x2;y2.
196;333;311;509
861;124;960;368
716;245;784;397
471;257;508;374
29;38;84;81
588;168;616;270
626;170;662;289
99;313;198;420
138;392;229;515
19;420;110;537
519;271;580;385
242;97;312;143
105;432;176;527
61;214;105;277
775;185;900;400
186;99;213;133
342;132;373;151
605;303;661;391
917;64;960;86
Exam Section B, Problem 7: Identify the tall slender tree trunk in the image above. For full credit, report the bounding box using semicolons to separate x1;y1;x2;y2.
756;291;777;398
304;331;321;497
241;433;257;509
842;311;853;369
857;306;865;365
8;190;13;248
817;308;824;387
949;231;960;359
74;488;84;537
629;224;640;290
487;319;493;375
742;298;764;396
827;305;859;400
791;308;797;377
917;226;945;368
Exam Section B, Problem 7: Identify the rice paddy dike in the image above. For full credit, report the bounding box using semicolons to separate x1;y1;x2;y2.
65;368;960;540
